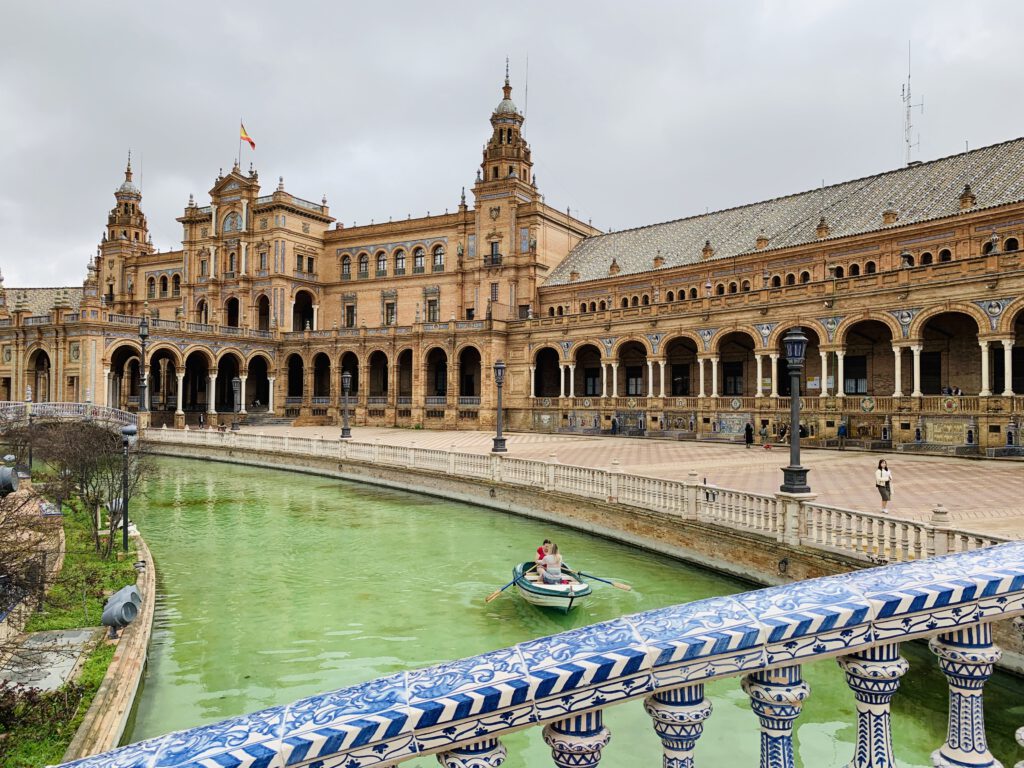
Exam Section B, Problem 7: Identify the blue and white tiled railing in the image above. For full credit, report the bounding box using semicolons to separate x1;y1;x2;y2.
0;402;137;426
60;543;1024;768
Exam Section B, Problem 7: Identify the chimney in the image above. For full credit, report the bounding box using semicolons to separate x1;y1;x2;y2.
882;205;899;226
701;240;714;260
653;249;665;268
959;183;976;211
608;258;620;276
569;270;580;282
816;216;830;239
755;231;769;250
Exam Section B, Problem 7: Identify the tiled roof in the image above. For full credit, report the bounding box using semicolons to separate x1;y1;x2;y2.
9;287;83;315
545;137;1024;286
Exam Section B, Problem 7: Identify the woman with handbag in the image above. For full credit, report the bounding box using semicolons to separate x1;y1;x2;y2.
875;459;893;513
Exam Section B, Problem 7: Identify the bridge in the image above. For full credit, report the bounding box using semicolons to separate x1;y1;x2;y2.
0;402;137;428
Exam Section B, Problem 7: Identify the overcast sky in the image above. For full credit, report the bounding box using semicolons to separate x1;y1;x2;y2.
3;1;1023;287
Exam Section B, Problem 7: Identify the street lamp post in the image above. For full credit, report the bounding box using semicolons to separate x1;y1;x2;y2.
779;327;810;493
340;370;352;439
120;423;138;552
138;315;149;413
231;376;241;430
492;360;507;453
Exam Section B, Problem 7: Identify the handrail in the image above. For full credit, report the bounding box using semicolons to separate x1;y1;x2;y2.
0;402;137;426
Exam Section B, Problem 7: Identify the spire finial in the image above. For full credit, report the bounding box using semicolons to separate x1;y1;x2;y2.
505;57;510;85
502;58;512;100
125;149;133;182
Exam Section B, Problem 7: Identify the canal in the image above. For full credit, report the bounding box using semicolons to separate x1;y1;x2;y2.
126;457;1024;766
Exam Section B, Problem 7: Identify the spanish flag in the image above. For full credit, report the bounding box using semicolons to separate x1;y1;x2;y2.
240;123;255;150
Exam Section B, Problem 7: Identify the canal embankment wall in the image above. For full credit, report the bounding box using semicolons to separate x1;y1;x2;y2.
143;432;1024;674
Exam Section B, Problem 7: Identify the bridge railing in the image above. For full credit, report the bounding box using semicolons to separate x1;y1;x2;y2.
61;539;1024;768
142;429;1009;565
0;402;137;426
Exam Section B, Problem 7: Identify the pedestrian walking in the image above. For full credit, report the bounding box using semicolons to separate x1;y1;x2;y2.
759;423;770;450
744;422;754;449
837;421;847;450
874;459;893;513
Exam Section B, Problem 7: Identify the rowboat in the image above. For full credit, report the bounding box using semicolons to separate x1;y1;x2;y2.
513;561;592;613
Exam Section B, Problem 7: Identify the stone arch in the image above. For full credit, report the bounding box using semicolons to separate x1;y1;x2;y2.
312;352;332;398
286;353;305;398
25;346;52;402
996;297;1024;335
424;346;448;398
571;343;603;397
214;351;244;411
531;343;563;364
457;346;481;398
834;313;902;347
908;304;986;339
610;336;654;357
710;327;758;354
367;350;389;398
765;319;829;350
215;347;246;365
145;343;183;368
103;339;141;366
246;350;274;370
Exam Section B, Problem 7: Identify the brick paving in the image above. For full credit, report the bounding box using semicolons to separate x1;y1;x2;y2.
236;425;1024;539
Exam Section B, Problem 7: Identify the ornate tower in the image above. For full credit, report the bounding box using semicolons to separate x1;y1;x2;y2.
97;153;152;310
476;62;534;191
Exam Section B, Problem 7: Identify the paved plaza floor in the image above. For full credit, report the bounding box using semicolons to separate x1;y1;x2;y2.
1;628;100;691
234;425;1024;539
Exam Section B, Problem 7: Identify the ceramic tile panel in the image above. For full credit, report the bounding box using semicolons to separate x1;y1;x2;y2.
152;705;288;768
60;736;169;768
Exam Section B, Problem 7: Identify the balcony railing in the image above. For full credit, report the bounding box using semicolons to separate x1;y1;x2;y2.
425;395;448;405
458;396;481;406
397;395;412;405
367;396;388;405
311;396;330;405
483;253;503;266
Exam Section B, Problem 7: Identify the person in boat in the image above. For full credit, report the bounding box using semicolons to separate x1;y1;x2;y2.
536;538;551;561
537;542;564;584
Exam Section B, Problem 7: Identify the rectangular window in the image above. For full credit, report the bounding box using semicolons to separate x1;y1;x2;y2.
384;302;396;325
626;366;644;396
260;252;267;270
296;254;303;271
344;305;355;328
723;361;744;396
414;250;425;271
490;241;499;256
584;368;601;396
844;355;869;395
426;298;439;322
490;282;499;302
465;308;475;320
671;364;690;396
200;260;208;277
395;252;406;273
307;257;314;273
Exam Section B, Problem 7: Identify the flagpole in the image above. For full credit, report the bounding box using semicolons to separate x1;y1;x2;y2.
238;117;242;167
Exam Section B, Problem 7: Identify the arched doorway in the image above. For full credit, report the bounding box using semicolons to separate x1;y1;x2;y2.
340;352;359;396
196;299;209;325
396;349;413;405
572;344;602;397
776;327;823;397
147;348;180;413
616;341;648;397
312;353;331;399
26;349;52;403
255;295;271;331
108;345;140;410
286;355;304;399
368;351;389;402
225;297;240;328
246;355;271;410
425;348;448;401
182;350;213;416
919;313;982;394
665;337;698;396
1011;308;1024;394
533;348;560;398
458;347;481;402
215;353;242;412
716;331;757;396
292;290;315;331
838;320;895;396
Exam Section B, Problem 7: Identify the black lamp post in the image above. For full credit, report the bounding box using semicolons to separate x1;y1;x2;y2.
138;315;150;413
231;376;241;430
492;359;507;453
779;327;810;493
120;423;138;552
340;370;352;439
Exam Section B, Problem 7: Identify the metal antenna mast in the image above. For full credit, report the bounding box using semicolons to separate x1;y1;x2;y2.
901;42;923;165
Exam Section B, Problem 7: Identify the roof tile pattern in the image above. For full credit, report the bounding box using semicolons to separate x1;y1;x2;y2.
11;287;83;315
545;137;1024;285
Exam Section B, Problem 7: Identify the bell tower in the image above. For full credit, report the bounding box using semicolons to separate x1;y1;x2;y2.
476;61;534;192
97;152;152;311
106;153;150;246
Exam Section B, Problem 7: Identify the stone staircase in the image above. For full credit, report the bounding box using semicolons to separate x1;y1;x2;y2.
243;411;294;428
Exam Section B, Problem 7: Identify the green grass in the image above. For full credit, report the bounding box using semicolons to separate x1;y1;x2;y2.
25;506;138;632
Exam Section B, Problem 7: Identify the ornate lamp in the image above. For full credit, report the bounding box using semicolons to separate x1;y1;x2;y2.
780;327;810;493
492;360;507;453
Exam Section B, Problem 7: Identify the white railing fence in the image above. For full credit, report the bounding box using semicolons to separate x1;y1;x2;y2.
0;402;137;427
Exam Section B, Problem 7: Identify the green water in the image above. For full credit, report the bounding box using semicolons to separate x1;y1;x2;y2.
127;457;1024;767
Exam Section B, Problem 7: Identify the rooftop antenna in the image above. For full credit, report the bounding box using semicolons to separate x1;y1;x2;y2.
901;41;924;165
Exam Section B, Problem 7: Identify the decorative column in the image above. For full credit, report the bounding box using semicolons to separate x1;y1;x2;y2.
543;711;611;768
206;373;217;414
647;359;655;398
238;374;248;414
741;665;810;768
769;353;779;398
930;624;1002;768
697;357;706;398
558;364;566;398
529;365;536;399
835;351;846;398
837;643;909;768
436;737;507;767
755;354;764;397
568;364;576;398
892;345;904;397
102;367;110;408
820;350;829;396
600;363;608;398
710;355;719;397
1002;340;1015;397
911;345;923;397
658;359;667;398
267;376;276;412
644;683;712;768
979;341;992;397
611;362;619;398
175;372;185;415
312;304;319;331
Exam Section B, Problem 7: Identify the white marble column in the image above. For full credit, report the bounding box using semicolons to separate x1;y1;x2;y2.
600;363;607;398
312;305;319;331
769;353;779;398
911;344;923;397
697;357;706;398
979;341;991;397
239;374;248;413
102;367;110;408
658;360;666;398
611;362;619;398
835;351;846;398
893;345;904;397
646;360;654;398
568;364;576;398
207;373;217;414
175;372;185;415
755;354;764;397
558;364;566;398
1002;339;1015;396
820;350;829;396
710;355;719;397
267;376;276;412
529;365;536;398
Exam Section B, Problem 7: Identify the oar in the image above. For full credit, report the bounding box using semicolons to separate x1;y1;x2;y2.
566;568;632;592
485;564;537;603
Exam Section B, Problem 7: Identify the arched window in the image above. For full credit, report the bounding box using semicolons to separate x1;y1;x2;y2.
548;307;555;317
983;241;995;255
556;306;564;316
394;249;406;274
800;271;810;284
159;275;168;296
938;249;952;262
580;303;587;314
598;301;606;311
621;297;629;308
641;294;650;306
358;253;369;276
785;273;796;286
728;282;738;294
920;252;933;265
771;275;782;287
631;296;639;307
741;280;751;292
1005;238;1020;252
850;263;861;276
147;278;156;298
865;261;877;274
716;284;725;295
689;287;698;299
834;266;845;278
222;212;242;233
589;302;596;312
229;252;236;273
432;245;445;271
172;274;181;296
666;291;675;302
376;251;387;274
413;247;425;272
341;255;351;277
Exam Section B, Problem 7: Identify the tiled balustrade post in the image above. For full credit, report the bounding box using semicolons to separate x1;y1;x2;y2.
684;470;698;521
927;503;952;557
491;452;502;482
607;459;620;503
930;624;1002;768
774;493;815;546
644;683;712;768
545;452;557;491
339;438;349;460
741;665;810;768
836;643;908;768
542;710;611;768
436;736;507;767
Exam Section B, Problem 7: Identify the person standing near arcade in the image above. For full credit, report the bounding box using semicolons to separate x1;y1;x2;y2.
875;459;894;513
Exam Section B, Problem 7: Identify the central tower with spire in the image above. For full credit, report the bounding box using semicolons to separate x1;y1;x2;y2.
476;59;534;191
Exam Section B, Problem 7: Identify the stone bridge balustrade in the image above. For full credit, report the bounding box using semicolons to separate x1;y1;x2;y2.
57;541;1024;768
0;401;137;426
